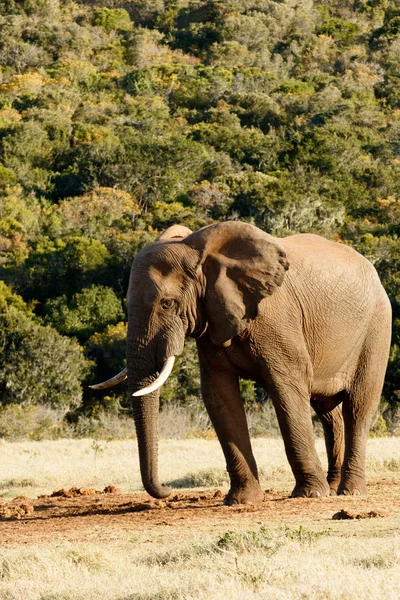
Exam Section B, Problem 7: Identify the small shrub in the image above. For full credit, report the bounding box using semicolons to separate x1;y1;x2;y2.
0;404;135;441
246;403;280;437
168;468;229;488
383;458;400;471
281;525;330;544
0;404;72;441
217;525;283;556
370;413;388;437
159;401;213;440
0;477;37;488
71;412;135;440
358;553;398;569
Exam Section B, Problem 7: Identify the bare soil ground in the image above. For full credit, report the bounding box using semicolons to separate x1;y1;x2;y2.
1;479;399;546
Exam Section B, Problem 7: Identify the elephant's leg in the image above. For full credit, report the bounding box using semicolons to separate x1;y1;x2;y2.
311;397;344;495
338;316;391;496
339;387;377;495
198;359;264;506
269;376;330;498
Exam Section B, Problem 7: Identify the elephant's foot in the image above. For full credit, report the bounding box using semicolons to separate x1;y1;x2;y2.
327;475;341;496
224;484;265;506
337;479;367;496
291;479;330;498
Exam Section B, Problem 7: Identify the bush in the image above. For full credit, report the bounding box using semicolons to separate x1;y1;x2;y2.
0;404;72;441
16;237;115;301
85;321;128;409
0;281;33;315
0;403;136;440
44;285;125;341
92;8;133;33
0;307;90;409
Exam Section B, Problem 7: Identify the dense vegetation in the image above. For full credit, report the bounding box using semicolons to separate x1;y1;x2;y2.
0;0;399;436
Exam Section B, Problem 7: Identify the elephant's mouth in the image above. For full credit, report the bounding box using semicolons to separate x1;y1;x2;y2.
89;356;175;396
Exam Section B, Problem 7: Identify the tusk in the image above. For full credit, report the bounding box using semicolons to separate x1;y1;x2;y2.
89;368;127;390
132;356;175;397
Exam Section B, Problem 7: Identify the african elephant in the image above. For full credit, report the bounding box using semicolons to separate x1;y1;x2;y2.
91;221;391;504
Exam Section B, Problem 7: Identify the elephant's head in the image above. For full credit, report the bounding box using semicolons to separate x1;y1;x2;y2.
91;222;288;499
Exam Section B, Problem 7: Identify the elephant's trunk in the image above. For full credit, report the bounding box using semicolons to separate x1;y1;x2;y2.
127;299;181;499
131;389;172;499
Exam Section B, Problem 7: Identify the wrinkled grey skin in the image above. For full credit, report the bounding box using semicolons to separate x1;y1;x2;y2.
125;222;391;505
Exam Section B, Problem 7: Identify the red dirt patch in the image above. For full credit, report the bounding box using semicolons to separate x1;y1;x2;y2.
0;496;34;521
43;485;122;499
332;509;389;520
1;480;399;545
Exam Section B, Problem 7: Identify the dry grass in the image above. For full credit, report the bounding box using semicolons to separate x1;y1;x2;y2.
1;436;399;500
1;436;400;599
0;401;281;441
1;522;400;599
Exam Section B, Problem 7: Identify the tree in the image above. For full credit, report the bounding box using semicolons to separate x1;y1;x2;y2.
16;237;116;302
44;285;125;342
0;306;90;409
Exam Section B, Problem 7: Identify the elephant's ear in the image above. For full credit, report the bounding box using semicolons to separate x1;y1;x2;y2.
184;222;289;345
158;225;193;241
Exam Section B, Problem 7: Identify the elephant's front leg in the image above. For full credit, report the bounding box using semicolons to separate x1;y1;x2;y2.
269;374;330;498
198;357;264;506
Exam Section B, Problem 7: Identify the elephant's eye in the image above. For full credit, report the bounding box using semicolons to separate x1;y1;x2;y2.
160;298;176;311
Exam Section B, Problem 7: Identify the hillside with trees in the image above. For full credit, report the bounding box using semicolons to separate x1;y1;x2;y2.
0;0;399;437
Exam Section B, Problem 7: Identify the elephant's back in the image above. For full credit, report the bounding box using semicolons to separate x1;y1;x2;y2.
274;233;390;338
272;233;390;381
278;233;386;300
278;233;365;266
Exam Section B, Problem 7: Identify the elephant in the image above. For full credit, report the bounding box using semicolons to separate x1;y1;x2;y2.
91;221;392;505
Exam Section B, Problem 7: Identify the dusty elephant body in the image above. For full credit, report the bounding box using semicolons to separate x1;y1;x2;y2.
92;222;391;504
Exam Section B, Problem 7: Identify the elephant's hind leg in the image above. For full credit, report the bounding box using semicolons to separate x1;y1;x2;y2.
311;396;345;495
339;306;391;495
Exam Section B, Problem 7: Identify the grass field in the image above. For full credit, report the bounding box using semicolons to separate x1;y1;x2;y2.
1;437;400;599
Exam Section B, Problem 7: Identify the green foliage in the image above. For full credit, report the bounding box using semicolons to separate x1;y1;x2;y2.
160;338;201;406
217;526;272;552
0;306;90;409
0;281;33;315
0;185;41;255
281;525;330;544
92;8;133;33
317;18;360;46
44;285;125;341
216;525;284;555
370;413;388;437
86;321;127;379
239;378;256;405
0;0;398;428
0;164;16;186
53;188;140;241
169;467;229;488
216;524;329;555
16;237;115;302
